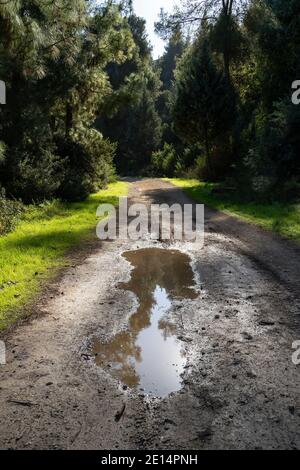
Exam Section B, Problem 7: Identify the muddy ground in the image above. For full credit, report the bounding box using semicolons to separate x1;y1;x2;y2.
0;179;300;450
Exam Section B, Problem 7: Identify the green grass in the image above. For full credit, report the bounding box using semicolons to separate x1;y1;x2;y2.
168;178;300;242
0;181;128;331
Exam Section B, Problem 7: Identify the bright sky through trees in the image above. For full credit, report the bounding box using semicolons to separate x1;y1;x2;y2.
133;0;175;58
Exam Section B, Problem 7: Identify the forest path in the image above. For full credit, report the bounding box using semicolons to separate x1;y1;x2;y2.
0;178;300;450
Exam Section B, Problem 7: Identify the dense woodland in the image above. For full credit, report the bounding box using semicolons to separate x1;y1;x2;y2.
0;0;300;234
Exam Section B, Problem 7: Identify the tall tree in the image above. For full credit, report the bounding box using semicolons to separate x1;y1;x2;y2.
240;0;300;196
156;0;248;80
97;8;162;174
156;29;186;149
0;1;134;201
173;38;236;177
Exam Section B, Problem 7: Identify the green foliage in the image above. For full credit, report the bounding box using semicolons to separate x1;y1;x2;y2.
156;30;186;152
151;144;179;177
0;181;128;330
56;131;116;201
170;178;300;242
154;0;300;202
0;189;24;236
246;100;300;199
0;1;134;202
0;141;5;163
237;0;300;198
158;29;185;90
1;0;299;205
173;38;236;179
14;148;63;202
97;10;163;175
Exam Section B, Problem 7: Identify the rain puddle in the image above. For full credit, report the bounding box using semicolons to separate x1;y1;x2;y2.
93;248;198;397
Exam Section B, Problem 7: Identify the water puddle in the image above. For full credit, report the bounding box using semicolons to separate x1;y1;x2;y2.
93;248;198;397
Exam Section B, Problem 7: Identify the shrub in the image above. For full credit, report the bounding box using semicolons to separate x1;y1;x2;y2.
0;189;24;236
14;149;64;203
245;100;300;201
55;131;116;202
151;143;178;177
0;141;6;163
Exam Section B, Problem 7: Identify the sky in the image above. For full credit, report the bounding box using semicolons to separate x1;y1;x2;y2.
133;0;176;59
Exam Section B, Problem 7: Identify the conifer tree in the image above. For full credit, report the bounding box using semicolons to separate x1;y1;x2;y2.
173;39;235;176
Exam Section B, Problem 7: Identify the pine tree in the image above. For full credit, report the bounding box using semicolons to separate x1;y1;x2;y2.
0;1;135;201
173;39;235;177
156;29;185;148
96;8;162;174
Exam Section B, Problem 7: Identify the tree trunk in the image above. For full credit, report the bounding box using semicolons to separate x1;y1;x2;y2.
222;0;233;82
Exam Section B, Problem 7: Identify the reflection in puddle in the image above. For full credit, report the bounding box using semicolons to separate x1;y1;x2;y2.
93;248;198;397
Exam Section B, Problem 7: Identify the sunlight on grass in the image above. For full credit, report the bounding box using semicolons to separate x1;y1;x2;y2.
168;178;300;242
0;182;128;330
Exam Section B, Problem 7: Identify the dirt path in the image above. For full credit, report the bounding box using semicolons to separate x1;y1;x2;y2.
0;179;300;450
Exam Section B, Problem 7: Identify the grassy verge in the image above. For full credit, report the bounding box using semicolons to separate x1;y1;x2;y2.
0;181;128;331
168;178;300;242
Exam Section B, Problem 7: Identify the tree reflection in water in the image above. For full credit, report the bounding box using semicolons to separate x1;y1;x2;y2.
93;248;198;396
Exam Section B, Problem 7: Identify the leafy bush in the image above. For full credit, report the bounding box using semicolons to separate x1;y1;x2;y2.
56;131;116;202
2;108;66;203
0;141;6;163
0;189;24;236
245;100;300;201
151;143;179;177
13;148;64;203
0;2;132;204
